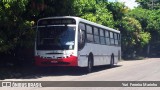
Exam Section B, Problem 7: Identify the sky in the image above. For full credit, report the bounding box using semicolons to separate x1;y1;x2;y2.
108;0;139;9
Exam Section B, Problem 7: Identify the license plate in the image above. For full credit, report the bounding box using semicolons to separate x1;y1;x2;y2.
51;60;58;63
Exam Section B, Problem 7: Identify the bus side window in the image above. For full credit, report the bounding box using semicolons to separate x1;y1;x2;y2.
100;29;105;45
78;23;86;50
118;34;121;46
110;32;115;45
86;25;94;43
105;30;110;45
114;33;118;45
94;27;100;44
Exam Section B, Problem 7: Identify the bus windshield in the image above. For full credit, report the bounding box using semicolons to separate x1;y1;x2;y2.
37;26;75;50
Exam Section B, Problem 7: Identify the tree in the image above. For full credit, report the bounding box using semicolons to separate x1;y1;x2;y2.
26;0;74;21
119;17;151;58
0;0;156;62
0;0;34;53
136;0;160;9
106;2;129;21
128;8;160;44
73;0;114;28
0;0;76;54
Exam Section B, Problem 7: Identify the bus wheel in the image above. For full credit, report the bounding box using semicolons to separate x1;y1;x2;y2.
87;55;93;73
110;54;114;68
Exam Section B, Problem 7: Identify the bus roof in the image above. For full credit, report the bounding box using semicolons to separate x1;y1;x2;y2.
38;16;120;33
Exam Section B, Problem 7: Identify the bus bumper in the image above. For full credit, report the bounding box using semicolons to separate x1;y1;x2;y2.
35;56;78;67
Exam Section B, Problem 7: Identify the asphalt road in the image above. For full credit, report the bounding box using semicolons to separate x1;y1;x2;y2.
1;58;160;90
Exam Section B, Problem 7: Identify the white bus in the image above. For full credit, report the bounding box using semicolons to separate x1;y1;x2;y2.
35;16;121;72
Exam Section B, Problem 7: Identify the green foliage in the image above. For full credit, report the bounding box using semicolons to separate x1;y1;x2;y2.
35;0;74;18
0;0;159;59
147;10;160;32
106;2;129;21
136;0;160;9
0;0;34;53
73;0;114;28
120;17;151;57
127;8;149;29
139;32;151;47
128;8;160;42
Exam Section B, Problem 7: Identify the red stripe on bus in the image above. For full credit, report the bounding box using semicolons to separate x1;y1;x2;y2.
35;56;78;66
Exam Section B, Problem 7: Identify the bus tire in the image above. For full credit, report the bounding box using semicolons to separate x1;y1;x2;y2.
87;55;93;73
110;54;114;68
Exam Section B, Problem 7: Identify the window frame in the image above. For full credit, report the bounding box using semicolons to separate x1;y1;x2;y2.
86;25;94;43
78;22;86;50
77;21;120;46
93;27;100;44
99;29;106;45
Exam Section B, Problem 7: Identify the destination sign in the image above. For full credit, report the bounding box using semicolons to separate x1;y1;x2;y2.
38;18;76;25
